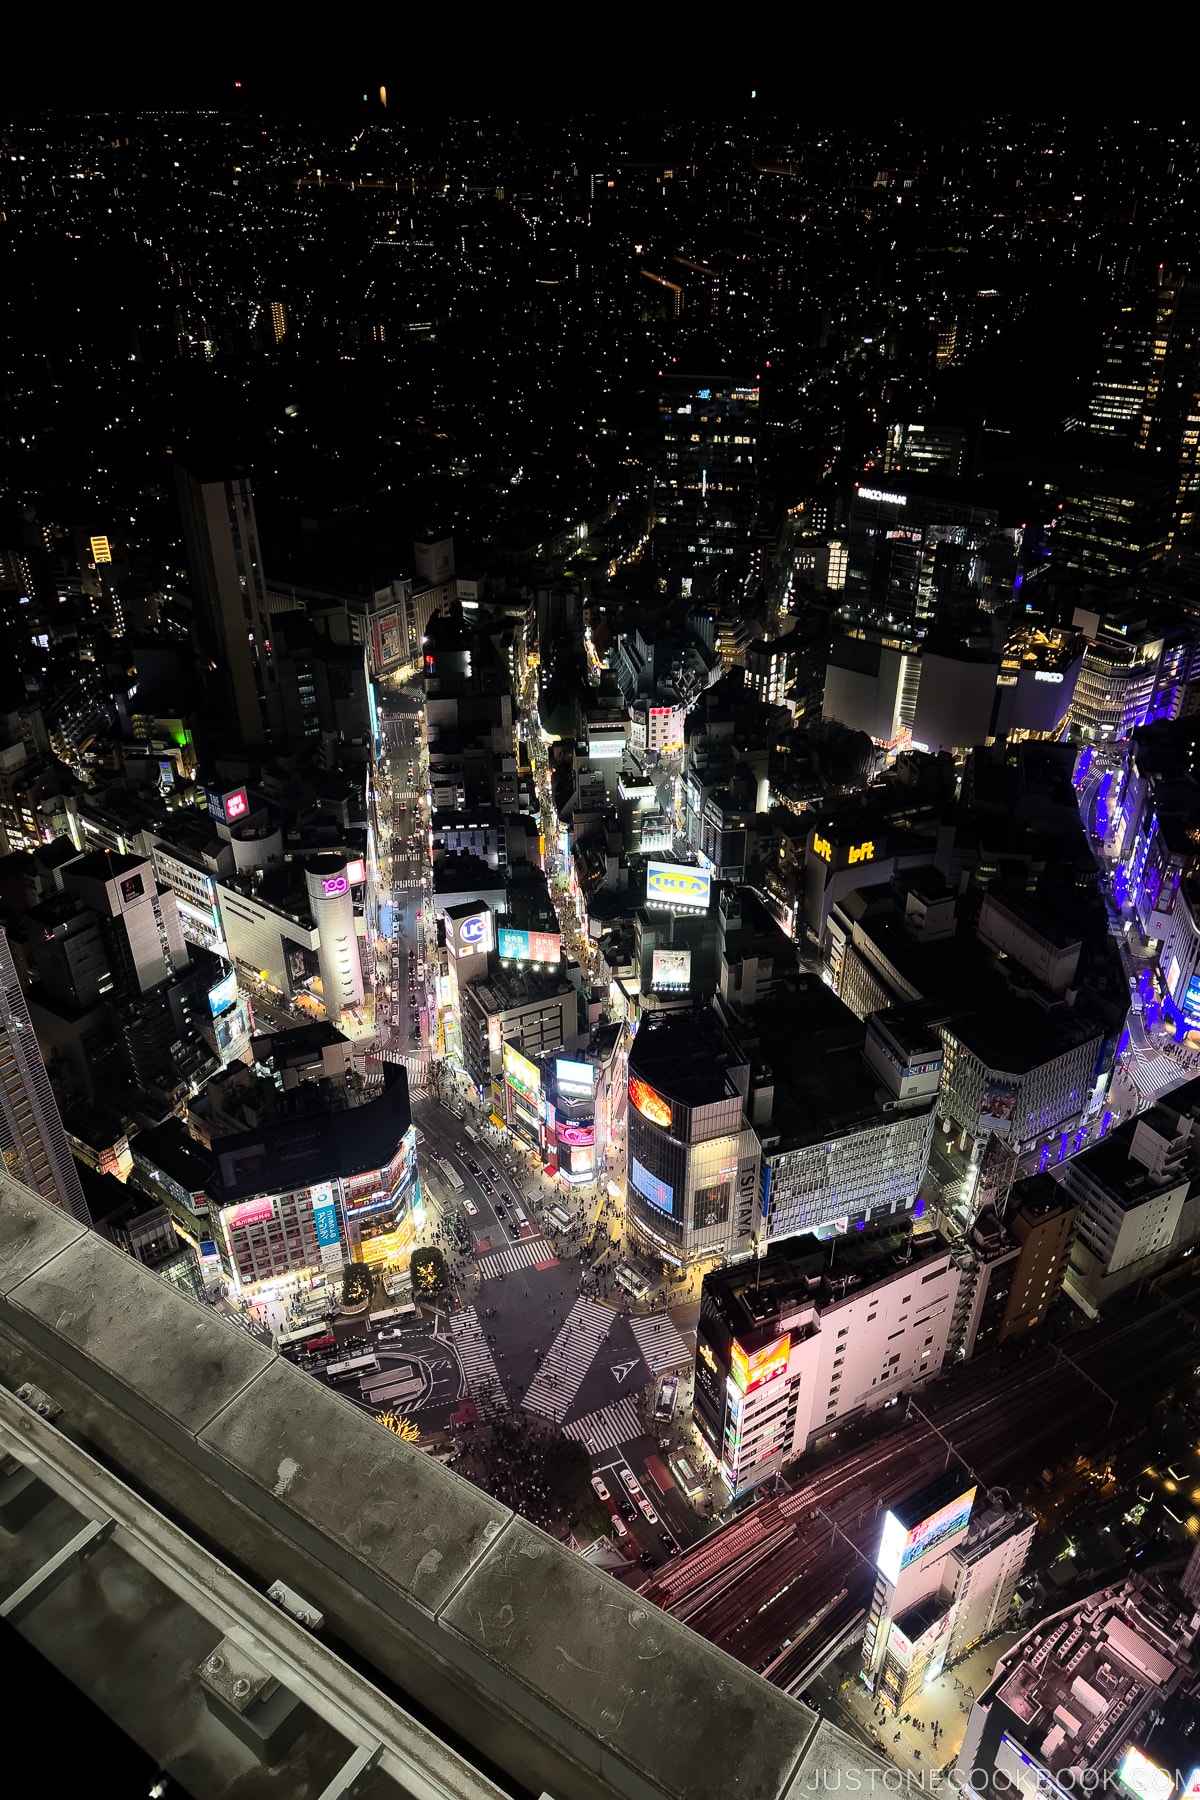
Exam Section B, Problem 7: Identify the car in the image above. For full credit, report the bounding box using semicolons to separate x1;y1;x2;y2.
611;1514;629;1540
638;1551;654;1567
590;1475;610;1502
377;1327;406;1342
620;1469;642;1499
494;1203;506;1220
658;1531;675;1550
638;1498;659;1525
462;1198;478;1216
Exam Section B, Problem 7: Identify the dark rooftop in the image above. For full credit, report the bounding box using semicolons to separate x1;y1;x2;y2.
212;1066;412;1202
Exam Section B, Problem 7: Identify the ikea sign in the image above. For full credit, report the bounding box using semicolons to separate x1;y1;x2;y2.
646;861;711;911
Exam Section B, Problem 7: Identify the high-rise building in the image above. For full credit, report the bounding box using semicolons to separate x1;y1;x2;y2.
861;1482;1034;1712
656;372;761;576
0;928;89;1222
883;421;970;480
843;480;1011;629
626;1006;760;1269
174;464;282;747
692;1224;960;1492
1138;275;1200;542
305;857;366;1018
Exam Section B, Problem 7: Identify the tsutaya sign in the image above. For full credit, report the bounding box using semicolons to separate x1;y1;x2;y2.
813;835;875;866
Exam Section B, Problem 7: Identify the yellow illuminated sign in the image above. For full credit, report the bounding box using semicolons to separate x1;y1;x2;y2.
814;835;875;865
90;535;113;564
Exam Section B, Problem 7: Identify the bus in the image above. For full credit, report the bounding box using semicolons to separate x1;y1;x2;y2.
437;1158;464;1192
326;1353;380;1383
654;1375;679;1421
669;1454;704;1499
547;1206;572;1233
510;1203;528;1229
278;1322;336;1356
615;1266;651;1301
372;1304;417;1328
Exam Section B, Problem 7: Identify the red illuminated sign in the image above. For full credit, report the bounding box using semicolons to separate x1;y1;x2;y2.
629;1076;672;1129
225;789;248;820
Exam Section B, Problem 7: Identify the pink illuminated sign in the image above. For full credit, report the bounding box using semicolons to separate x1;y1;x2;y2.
321;875;349;896
225;789;248;820
225;1198;274;1230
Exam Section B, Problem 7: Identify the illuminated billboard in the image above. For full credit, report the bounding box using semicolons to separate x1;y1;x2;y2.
875;1486;976;1584
652;948;691;989
730;1334;791;1395
310;1188;342;1249
503;1043;541;1102
629;1075;672;1128
631;1157;673;1213
345;858;366;886
1185;974;1200;1028
224;1198;275;1231
646;861;711;911
1119;1750;1174;1800
208;972;239;1016
497;926;561;963
555;1057;595;1092
978;1080;1017;1138
90;534;113;564
556;1121;595;1146
321;874;349;897
453;911;493;957
206;785;249;825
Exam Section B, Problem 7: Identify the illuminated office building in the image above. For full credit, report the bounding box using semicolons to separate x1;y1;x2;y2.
843;479;1015;629
210;1067;419;1290
626;1007;760;1269
862;1480;1033;1713
692;1225;960;1495
656;372;761;574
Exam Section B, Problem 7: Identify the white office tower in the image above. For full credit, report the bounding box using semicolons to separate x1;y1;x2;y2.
306;858;365;1017
0;929;89;1223
861;1480;1036;1714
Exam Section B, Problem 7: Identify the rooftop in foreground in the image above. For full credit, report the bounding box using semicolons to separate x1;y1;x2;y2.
0;1176;888;1800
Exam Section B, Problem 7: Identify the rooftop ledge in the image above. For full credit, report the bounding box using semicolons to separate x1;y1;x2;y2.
0;1175;890;1800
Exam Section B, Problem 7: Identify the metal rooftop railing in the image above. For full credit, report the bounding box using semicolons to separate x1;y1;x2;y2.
0;1176;888;1800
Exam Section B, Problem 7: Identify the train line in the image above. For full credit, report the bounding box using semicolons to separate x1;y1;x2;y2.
640;1270;1200;1684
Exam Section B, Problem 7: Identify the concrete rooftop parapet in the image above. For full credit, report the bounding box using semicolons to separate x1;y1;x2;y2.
0;1175;891;1800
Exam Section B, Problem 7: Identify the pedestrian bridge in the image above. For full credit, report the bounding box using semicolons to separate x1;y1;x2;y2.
0;1176;889;1800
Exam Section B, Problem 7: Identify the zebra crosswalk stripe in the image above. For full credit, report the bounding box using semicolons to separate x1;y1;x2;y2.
562;1393;644;1454
451;1307;508;1419
629;1314;691;1375
522;1297;614;1425
476;1237;555;1280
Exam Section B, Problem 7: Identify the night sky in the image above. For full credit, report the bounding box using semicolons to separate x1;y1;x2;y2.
6;21;1195;123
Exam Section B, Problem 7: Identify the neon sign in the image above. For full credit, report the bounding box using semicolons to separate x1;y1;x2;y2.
225;789;248;820
460;914;487;945
813;834;832;861
321;875;349;896
848;841;875;864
